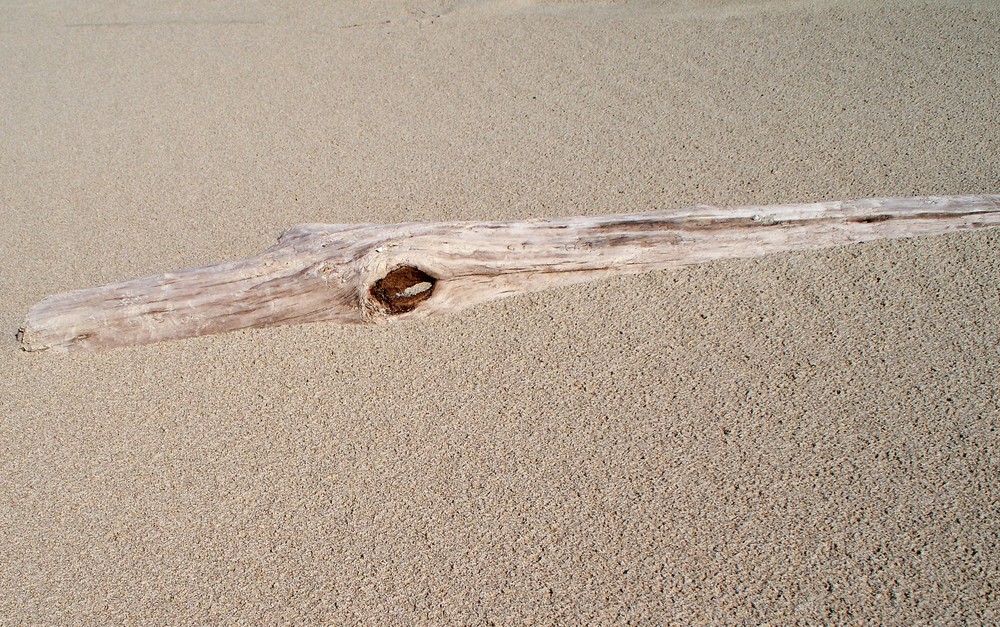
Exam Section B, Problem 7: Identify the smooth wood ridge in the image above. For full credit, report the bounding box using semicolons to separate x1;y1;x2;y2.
17;194;1000;353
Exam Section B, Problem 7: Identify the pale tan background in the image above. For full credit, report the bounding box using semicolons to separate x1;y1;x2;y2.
1;0;998;623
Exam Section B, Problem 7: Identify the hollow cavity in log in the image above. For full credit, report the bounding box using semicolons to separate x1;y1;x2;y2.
370;266;437;314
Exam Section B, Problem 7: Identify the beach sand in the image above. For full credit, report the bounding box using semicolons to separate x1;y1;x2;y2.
2;0;998;622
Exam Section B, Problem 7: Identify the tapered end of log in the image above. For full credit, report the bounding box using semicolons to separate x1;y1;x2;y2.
17;194;1000;353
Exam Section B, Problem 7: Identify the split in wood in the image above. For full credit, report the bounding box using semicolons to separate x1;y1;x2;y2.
17;194;1000;353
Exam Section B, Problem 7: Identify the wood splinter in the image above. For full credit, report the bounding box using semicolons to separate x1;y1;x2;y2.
17;194;1000;353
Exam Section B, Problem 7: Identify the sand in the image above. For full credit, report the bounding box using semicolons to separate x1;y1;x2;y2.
1;0;998;623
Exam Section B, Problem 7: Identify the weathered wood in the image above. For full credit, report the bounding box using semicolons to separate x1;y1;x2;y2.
17;194;1000;353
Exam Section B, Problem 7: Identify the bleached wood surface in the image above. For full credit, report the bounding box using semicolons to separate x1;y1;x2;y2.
17;194;1000;353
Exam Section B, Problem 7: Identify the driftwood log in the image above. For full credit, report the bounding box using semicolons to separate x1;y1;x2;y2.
17;194;1000;353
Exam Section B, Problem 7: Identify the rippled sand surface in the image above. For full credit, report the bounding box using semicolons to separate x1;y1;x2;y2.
1;0;998;622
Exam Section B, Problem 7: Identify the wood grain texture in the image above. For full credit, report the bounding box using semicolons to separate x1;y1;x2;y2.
17;194;1000;353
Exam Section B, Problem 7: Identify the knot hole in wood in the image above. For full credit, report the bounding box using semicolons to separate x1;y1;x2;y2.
369;265;437;314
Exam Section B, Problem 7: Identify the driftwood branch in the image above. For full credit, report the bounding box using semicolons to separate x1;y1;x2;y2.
17;194;1000;353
